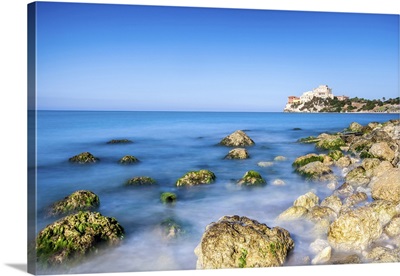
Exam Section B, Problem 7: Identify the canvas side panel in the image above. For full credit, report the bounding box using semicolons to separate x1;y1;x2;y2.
27;2;37;275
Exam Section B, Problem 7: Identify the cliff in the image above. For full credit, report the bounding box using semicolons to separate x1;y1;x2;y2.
284;97;400;113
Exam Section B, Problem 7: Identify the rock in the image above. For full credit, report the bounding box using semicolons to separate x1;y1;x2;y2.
176;170;216;187
224;148;249;159
311;246;332;265
119;155;139;164
295;161;334;181
68;152;99;163
257;161;274;167
309;239;330;254
160;192;177;204
369;161;394;177
292;153;324;168
293;192;319;210
159;218;184;240
364;246;400;263
322;155;334;166
348;122;364;133
220;130;255;147
307;206;337;223
348;137;373;154
368;142;395;162
343;192;368;208
298;136;320;144
312;219;331;237
36;211;124;266
362;158;381;172
333;182;355;198
321;195;342;214
272;179;285;186
384;215;400;237
315;135;346;150
194;215;294;269
126;176;156;186
328;205;383;251
106;139;133;144
370;168;400;203
331;254;361;264
48;190;100;216
237;170;266;186
368;200;399;226
328;150;344;161
345;166;371;187
335;156;352;168
277;206;309;221
274;156;287;161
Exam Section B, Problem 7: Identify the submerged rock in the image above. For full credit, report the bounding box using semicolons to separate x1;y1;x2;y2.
106;139;133;144
158;218;184;240
237;170;266;186
126;176;156;186
194;215;294;269
219;130;255;147
274;156;287;161
257;161;274;167
224;148;249;159
68;152;99;163
277;206;309;221
293;192;319;210
119;155;139;164
160;192;177;204
48;190;100;216
36;211;124;266
176;170;216;187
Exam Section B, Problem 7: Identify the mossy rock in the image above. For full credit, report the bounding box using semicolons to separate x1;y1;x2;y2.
119;155;139;164
106;139;133;144
292;153;324;168
160;192;177;204
36;211;124;267
315;135;346;150
237;170;266;186
68;152;99;163
328;150;344;161
48;190;100;216
176;170;216;187
295;161;333;181
126;176;156;186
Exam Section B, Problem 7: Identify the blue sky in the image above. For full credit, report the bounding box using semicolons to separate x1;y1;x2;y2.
34;2;399;111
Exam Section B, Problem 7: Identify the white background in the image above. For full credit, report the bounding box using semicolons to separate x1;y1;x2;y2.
0;0;399;276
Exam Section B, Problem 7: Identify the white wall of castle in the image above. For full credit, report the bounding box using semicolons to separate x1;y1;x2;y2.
300;85;333;103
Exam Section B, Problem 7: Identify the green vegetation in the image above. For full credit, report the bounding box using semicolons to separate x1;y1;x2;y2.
238;248;248;268
238;170;266;185
49;190;100;216
292;154;324;168
160;192;177;204
175;170;216;186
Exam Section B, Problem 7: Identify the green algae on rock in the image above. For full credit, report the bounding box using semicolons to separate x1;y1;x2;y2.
126;176;156;186
237;170;266;186
175;170;216;187
68;152;99;163
160;192;177;204
292;153;324;168
36;211;124;267
48;190;100;216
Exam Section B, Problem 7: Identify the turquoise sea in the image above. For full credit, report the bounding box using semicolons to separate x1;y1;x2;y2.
32;111;399;274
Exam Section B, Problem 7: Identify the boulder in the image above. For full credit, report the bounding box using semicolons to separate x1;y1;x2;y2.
321;195;342;214
368;200;399;226
343;192;368;208
311;246;332;265
36;211;124;266
277;206;309;221
328;150;344;161
315;135;346;150
48;190;100;216
368;142;395;162
364;246;400;263
309;239;330;254
292;153;324;168
68;152;99;163
220;130;255;147
119;155;139;164
333;182;355;198
176;170;216;187
307;206;337;223
384;215;400;237
295;161;334;181
194;215;294;269
327;206;382;251
224;148;249;159
293;192;319;210
237;170;266;186
370;168;400;203
126;176;156;186
348;122;364;133
345;166;371;187
335;156;352;168
331;254;361;264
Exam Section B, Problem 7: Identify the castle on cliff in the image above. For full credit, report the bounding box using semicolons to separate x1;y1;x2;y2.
287;85;348;105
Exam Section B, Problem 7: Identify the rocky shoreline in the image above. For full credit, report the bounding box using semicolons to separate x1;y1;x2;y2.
33;119;400;271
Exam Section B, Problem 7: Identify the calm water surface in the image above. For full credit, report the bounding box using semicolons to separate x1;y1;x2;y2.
33;111;399;274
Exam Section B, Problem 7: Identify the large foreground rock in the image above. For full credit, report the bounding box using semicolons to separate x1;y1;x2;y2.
194;215;294;269
220;130;255;147
36;211;124;266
